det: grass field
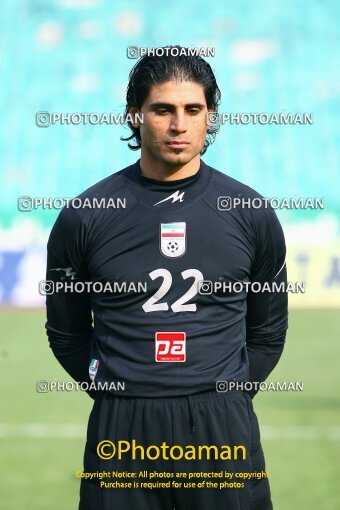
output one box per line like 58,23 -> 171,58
1,309 -> 340,509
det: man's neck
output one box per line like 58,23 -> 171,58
139,153 -> 201,181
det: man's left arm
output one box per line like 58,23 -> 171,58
246,206 -> 289,397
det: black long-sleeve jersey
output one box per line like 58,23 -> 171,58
45,159 -> 288,397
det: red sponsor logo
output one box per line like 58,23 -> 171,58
155,332 -> 186,362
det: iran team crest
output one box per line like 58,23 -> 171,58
160,222 -> 186,258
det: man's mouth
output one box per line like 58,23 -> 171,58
166,141 -> 190,149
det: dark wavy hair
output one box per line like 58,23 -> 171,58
121,45 -> 221,155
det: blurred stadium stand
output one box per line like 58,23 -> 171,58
0,0 -> 339,306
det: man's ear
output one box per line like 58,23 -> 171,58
128,107 -> 142,128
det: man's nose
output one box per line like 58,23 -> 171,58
169,113 -> 187,132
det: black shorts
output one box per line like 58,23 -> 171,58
79,390 -> 272,510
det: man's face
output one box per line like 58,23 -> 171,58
130,80 -> 211,167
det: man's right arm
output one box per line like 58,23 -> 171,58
45,207 -> 95,396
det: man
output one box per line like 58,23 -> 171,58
45,46 -> 288,510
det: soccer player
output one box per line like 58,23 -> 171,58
45,46 -> 288,510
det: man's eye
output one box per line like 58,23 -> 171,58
155,109 -> 169,115
188,109 -> 200,115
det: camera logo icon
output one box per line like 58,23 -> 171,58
39,280 -> 54,295
216,381 -> 228,392
127,46 -> 139,59
206,111 -> 220,127
217,196 -> 232,211
18,196 -> 33,211
198,280 -> 213,295
36,111 -> 51,127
